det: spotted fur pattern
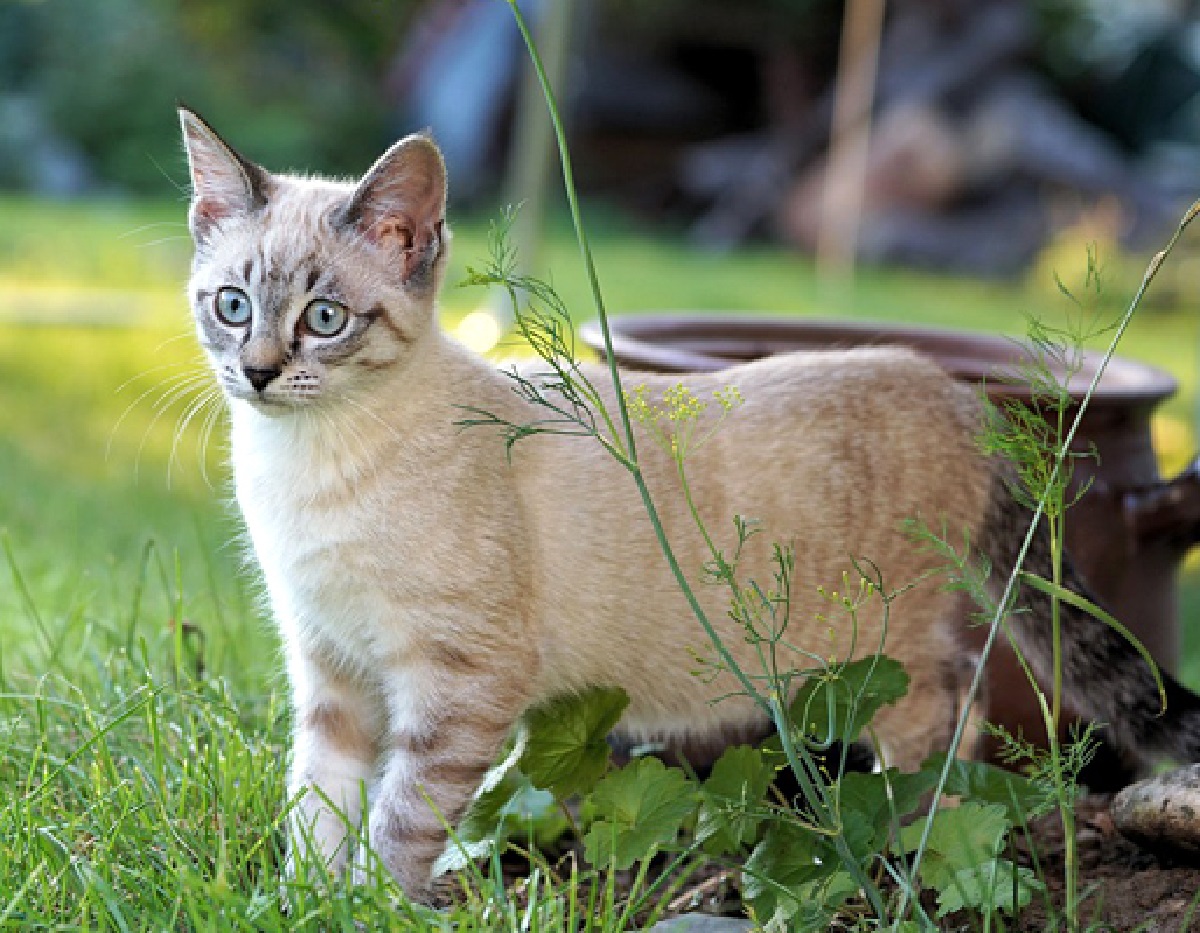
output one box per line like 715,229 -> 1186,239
179,107 -> 1199,900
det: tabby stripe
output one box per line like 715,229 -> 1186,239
363,304 -> 411,345
421,754 -> 485,781
392,726 -> 442,757
302,702 -> 375,759
429,640 -> 486,675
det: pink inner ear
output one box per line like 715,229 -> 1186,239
193,197 -> 231,228
371,219 -> 415,251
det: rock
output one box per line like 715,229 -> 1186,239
646,916 -> 754,933
1111,763 -> 1200,857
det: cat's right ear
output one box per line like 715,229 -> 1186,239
178,106 -> 270,245
339,134 -> 447,286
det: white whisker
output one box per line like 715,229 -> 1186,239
118,221 -> 190,241
151,333 -> 197,355
168,384 -> 220,489
197,393 -> 228,489
107,367 -> 210,460
132,373 -> 214,483
114,359 -> 198,395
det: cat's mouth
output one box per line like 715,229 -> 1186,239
223,382 -> 317,411
219,370 -> 323,409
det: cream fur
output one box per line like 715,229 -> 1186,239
180,109 -> 997,898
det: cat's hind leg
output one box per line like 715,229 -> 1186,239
870,654 -> 980,772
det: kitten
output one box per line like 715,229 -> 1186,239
178,107 -> 1200,898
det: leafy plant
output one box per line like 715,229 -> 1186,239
899,218 -> 1200,931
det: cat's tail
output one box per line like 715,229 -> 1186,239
977,469 -> 1200,767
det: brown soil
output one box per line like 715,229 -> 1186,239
1001,795 -> 1200,932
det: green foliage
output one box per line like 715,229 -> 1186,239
0,0 -> 405,194
695,745 -> 776,855
788,655 -> 909,748
834,768 -> 936,857
923,753 -> 1049,824
900,803 -> 1041,918
582,758 -> 697,871
519,687 -> 629,800
742,820 -> 848,929
442,757 -> 567,874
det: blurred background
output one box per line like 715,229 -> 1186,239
3,0 -> 1200,690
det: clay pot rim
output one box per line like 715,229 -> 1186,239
580,314 -> 1178,408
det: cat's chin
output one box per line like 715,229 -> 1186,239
230,393 -> 314,416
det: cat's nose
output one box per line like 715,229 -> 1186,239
243,365 -> 281,392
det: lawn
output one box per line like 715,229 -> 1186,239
1,195 -> 1199,925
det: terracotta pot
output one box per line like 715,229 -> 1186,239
581,314 -> 1200,759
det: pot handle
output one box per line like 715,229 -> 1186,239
1125,454 -> 1200,549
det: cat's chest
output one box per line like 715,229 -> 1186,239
230,423 -> 440,660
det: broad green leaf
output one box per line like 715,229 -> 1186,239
900,802 -> 1010,893
838,808 -> 877,864
788,655 -> 909,746
440,768 -> 566,874
696,745 -> 776,855
834,768 -> 937,857
581,757 -> 697,870
935,859 -> 1041,917
438,729 -> 531,872
921,753 -> 1049,822
519,686 -> 628,799
741,820 -> 828,924
900,802 -> 1008,859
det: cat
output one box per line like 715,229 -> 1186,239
178,106 -> 1200,899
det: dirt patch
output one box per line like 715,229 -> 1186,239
1003,795 -> 1200,932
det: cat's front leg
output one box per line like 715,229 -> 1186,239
358,655 -> 530,898
284,648 -> 382,885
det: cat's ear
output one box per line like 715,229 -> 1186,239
340,134 -> 446,284
178,106 -> 270,244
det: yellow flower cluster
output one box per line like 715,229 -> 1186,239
623,381 -> 745,460
624,382 -> 743,424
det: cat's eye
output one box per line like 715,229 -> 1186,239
303,299 -> 349,337
214,287 -> 252,326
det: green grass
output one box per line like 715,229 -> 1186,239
1,195 -> 1199,925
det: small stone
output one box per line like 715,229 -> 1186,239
1111,763 -> 1200,857
646,916 -> 754,933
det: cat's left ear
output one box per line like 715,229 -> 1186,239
340,134 -> 447,285
178,106 -> 270,245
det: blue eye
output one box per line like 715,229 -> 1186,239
304,299 -> 348,337
215,287 -> 251,326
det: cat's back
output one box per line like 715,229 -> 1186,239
512,345 -> 994,719
581,343 -> 981,445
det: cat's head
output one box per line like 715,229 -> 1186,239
179,107 -> 448,410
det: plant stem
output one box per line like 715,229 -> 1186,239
1048,511 -> 1078,931
895,198 -> 1200,928
508,2 -> 889,917
505,2 -> 637,465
